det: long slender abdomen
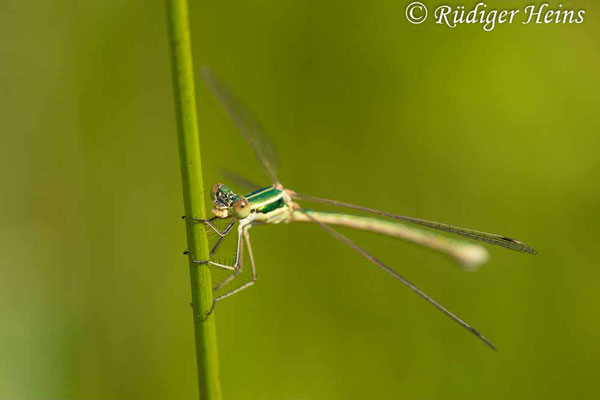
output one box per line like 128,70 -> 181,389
290,209 -> 488,268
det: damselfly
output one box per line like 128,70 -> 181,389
185,67 -> 537,350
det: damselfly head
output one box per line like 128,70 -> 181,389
210,183 -> 251,220
211,183 -> 234,218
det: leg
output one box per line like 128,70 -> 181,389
209,220 -> 236,256
213,237 -> 244,292
181,215 -> 235,253
183,217 -> 235,257
183,215 -> 232,237
192,226 -> 243,270
193,259 -> 236,271
204,250 -> 245,316
211,227 -> 258,306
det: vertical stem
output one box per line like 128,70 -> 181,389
166,1 -> 222,399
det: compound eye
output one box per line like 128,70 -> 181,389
232,197 -> 250,219
211,183 -> 223,201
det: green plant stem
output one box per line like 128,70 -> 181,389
166,1 -> 222,399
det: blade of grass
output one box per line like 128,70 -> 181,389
166,1 -> 222,399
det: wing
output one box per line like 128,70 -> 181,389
219,168 -> 263,192
294,193 -> 537,255
201,67 -> 280,184
298,208 -> 496,350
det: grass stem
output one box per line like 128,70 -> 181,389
166,0 -> 222,398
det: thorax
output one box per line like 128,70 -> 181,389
245,186 -> 294,224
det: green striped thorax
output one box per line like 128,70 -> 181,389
210,183 -> 295,222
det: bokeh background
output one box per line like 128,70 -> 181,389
2,0 -> 599,398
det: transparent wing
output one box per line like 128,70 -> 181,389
218,168 -> 263,192
298,208 -> 496,351
202,67 -> 280,184
294,193 -> 537,255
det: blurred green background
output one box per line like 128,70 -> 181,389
2,0 -> 599,398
